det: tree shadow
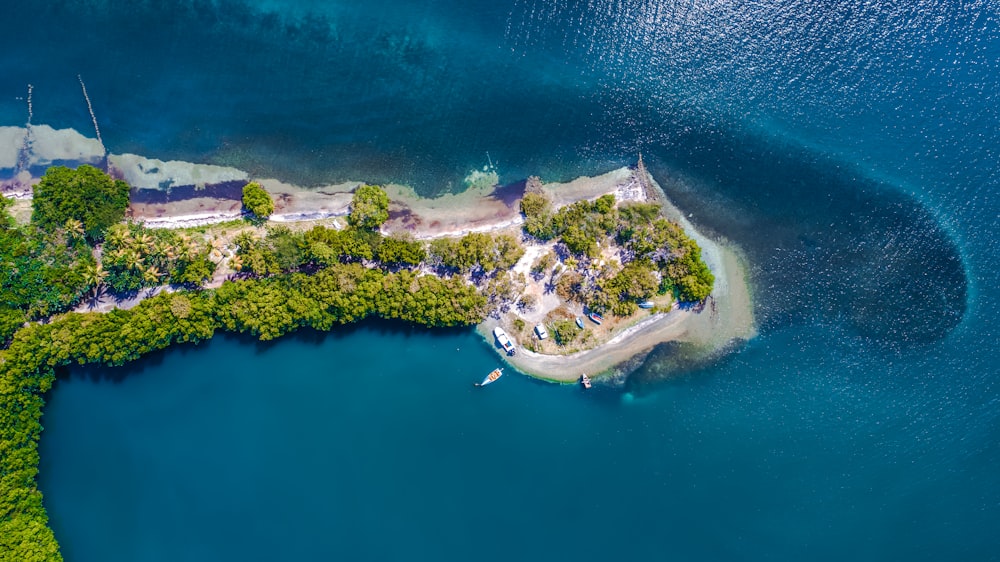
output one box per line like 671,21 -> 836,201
489,179 -> 527,208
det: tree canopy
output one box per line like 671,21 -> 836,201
521,193 -> 617,257
375,233 -> 426,268
102,222 -> 216,292
1,203 -> 95,327
616,209 -> 715,302
520,192 -> 555,239
348,184 -> 390,231
241,181 -> 274,220
31,165 -> 130,242
522,193 -> 715,307
428,232 -> 524,275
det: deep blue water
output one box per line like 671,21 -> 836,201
9,0 -> 999,560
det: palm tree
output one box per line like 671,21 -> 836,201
105,223 -> 130,249
182,241 -> 200,262
109,246 -> 127,260
150,239 -> 174,268
123,250 -> 143,273
64,218 -> 84,240
83,261 -> 107,299
143,266 -> 163,286
136,231 -> 154,252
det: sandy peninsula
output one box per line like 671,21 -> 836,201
477,173 -> 755,383
2,125 -> 756,384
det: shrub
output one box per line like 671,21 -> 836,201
349,184 -> 390,231
520,193 -> 555,239
551,319 -> 582,345
241,181 -> 274,220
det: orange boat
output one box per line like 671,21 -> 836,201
475,368 -> 504,387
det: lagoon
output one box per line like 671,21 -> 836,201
39,320 -> 999,561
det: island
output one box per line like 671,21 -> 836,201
0,125 -> 754,559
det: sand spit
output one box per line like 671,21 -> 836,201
485,241 -> 754,383
5,125 -> 755,383
482,174 -> 755,383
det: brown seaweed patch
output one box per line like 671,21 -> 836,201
129,180 -> 246,205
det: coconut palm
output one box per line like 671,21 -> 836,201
123,250 -> 143,272
108,246 -> 130,264
136,231 -> 154,251
83,261 -> 107,299
64,218 -> 84,240
104,223 -> 131,249
143,266 -> 163,286
181,241 -> 200,262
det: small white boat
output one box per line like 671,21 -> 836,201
575,317 -> 585,329
580,373 -> 592,389
493,327 -> 516,355
475,368 -> 504,387
638,300 -> 654,309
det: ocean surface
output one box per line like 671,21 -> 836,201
6,0 -> 997,560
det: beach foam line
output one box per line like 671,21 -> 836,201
138,211 -> 244,229
270,211 -> 345,222
411,216 -> 525,240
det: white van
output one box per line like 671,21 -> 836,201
534,324 -> 549,340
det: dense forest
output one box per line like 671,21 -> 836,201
1,165 -> 131,342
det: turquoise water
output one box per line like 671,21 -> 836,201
9,0 -> 1000,559
41,325 -> 1000,561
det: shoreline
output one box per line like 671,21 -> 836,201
3,124 -> 756,383
482,226 -> 755,383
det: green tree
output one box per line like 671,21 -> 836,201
428,233 -> 524,275
266,226 -> 307,271
2,217 -> 96,317
520,192 -> 555,239
241,181 -> 274,220
233,231 -> 281,277
31,165 -> 130,242
0,305 -> 26,342
0,194 -> 13,229
348,184 -> 390,231
551,319 -> 582,345
376,233 -> 426,267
